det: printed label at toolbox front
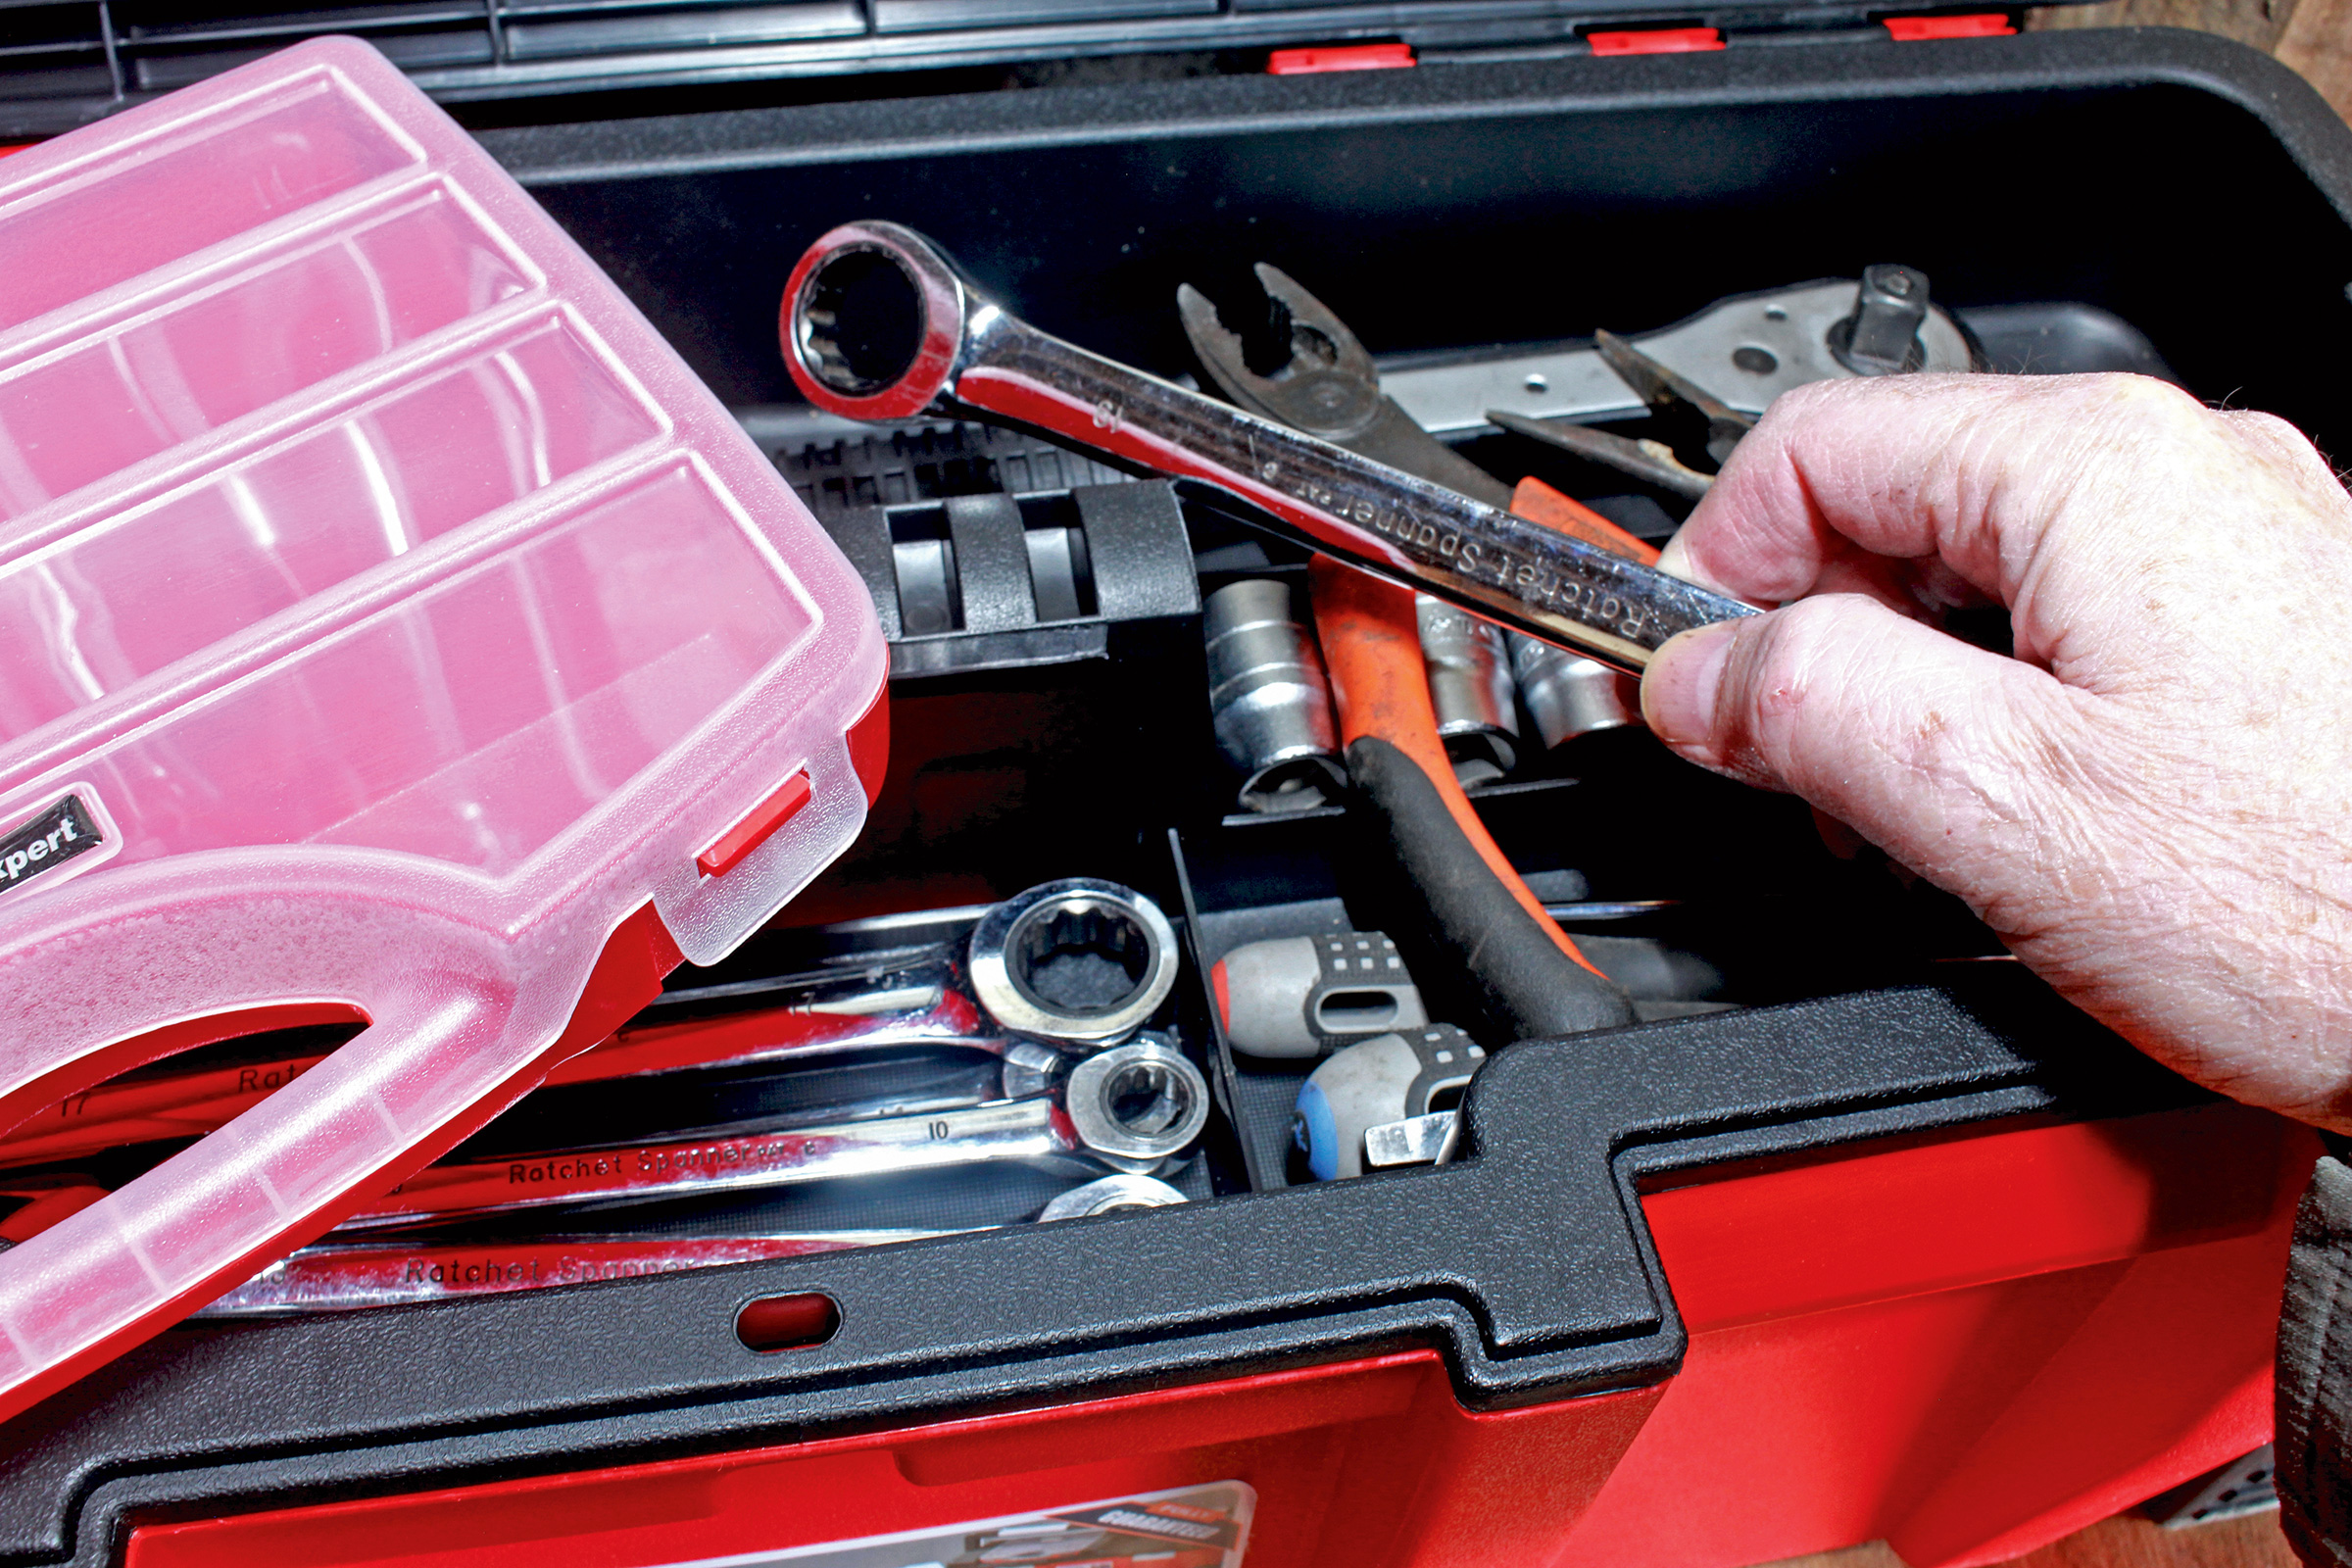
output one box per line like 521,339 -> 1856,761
644,1481 -> 1254,1568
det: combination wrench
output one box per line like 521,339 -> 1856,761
0,1045 -> 1207,1239
2,871 -> 1182,1171
339,1037 -> 1209,1229
193,1174 -> 1189,1316
780,221 -> 1758,673
0,956 -> 990,1170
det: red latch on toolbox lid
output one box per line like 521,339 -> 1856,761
1884,12 -> 2015,36
1587,26 -> 1725,54
698,771 -> 812,878
1267,42 -> 1414,74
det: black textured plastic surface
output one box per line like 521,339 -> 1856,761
3,27 -> 2350,1567
942,494 -> 1036,634
813,479 -> 1197,678
812,503 -> 902,637
762,416 -> 1131,517
1077,482 -> 1194,618
0,1 -> 2107,138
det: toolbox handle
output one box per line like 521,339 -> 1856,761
0,851 -> 678,1429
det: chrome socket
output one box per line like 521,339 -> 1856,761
1417,596 -> 1520,785
1507,630 -> 1636,749
1204,578 -> 1346,814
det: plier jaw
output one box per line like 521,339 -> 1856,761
1178,265 -> 1516,510
1177,263 -> 1385,443
1490,264 -> 1946,499
1594,329 -> 1760,468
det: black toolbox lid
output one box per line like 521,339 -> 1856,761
0,0 -> 2073,138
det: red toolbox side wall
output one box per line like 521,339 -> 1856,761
1568,1102 -> 2311,1568
121,1356 -> 1662,1568
123,1102 -> 2312,1568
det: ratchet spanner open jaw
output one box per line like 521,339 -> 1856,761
782,221 -> 1757,674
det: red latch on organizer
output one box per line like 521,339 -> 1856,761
698,771 -> 812,878
1587,26 -> 1726,54
847,684 -> 890,808
1267,42 -> 1415,74
1884,12 -> 2015,36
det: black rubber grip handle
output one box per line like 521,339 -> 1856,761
1346,735 -> 1636,1044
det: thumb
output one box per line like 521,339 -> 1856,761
1640,594 -> 2090,894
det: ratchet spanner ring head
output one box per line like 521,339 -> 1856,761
968,878 -> 1180,1047
1064,1036 -> 1210,1170
782,220 -> 971,422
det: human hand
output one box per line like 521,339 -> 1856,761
1640,373 -> 2352,1130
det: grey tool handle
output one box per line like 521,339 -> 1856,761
782,221 -> 1759,674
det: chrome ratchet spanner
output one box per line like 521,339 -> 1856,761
197,1174 -> 1190,1316
781,222 -> 1757,674
338,1035 -> 1210,1230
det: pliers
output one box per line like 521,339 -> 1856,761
1482,262 -> 1951,499
1180,267 -> 1635,1045
1485,330 -> 1758,501
1179,267 -> 1516,510
1179,265 -> 1657,560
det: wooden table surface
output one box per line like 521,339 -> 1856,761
2029,0 -> 2352,121
1762,1509 -> 2298,1567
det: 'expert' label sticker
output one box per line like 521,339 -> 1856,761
0,794 -> 104,898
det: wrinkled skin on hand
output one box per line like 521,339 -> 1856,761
1641,373 -> 2352,1131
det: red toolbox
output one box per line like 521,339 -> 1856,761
0,8 -> 2343,1567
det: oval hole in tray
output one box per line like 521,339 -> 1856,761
737,1293 -> 841,1352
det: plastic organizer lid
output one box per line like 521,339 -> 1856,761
0,36 -> 885,1427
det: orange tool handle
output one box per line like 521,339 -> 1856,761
1310,557 -> 1611,977
1310,557 -> 1634,1043
1509,475 -> 1661,564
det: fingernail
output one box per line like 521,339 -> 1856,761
1641,621 -> 1737,750
1652,530 -> 1732,595
1653,531 -> 1691,580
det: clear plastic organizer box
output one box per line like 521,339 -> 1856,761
0,37 -> 886,1424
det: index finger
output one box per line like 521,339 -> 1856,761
1658,372 -> 2214,612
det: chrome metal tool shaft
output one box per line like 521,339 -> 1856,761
342,1036 -> 1208,1228
781,221 -> 1757,672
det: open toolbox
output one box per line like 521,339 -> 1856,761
0,16 -> 2348,1568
